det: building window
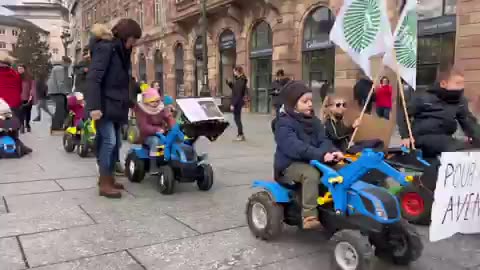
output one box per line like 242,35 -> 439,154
138,3 -> 144,27
418,0 -> 456,20
12,30 -> 18,36
0,29 -> 5,35
52,48 -> 59,54
138,53 -> 147,81
124,8 -> 129,17
175,44 -> 184,97
0,42 -> 6,49
154,0 -> 164,26
250,21 -> 272,51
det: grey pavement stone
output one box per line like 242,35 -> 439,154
129,227 -> 330,270
0,181 -> 62,196
55,177 -> 98,190
20,215 -> 198,268
0,205 -> 93,238
5,189 -> 135,213
0,237 -> 25,270
30,251 -> 143,270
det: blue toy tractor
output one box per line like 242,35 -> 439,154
125,124 -> 215,195
246,149 -> 423,270
0,134 -> 21,158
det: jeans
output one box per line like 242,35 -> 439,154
233,105 -> 243,136
145,136 -> 161,155
95,119 -> 122,177
50,94 -> 67,130
376,107 -> 391,120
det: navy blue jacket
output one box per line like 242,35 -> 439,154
86,25 -> 131,124
274,112 -> 337,179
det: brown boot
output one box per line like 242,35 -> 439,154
98,176 -> 122,199
112,177 -> 125,190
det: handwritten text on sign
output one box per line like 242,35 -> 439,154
430,152 -> 480,242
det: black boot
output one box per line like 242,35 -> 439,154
33,117 -> 40,122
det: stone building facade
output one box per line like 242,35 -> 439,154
80,0 -> 480,112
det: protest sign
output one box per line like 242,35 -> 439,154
430,152 -> 480,242
176,98 -> 225,123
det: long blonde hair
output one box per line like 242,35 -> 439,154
320,95 -> 347,123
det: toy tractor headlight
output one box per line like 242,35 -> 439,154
374,202 -> 387,220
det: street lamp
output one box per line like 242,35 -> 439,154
60,29 -> 73,58
199,0 -> 210,97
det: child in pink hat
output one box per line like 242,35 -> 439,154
135,88 -> 175,163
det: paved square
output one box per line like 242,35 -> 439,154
0,114 -> 477,269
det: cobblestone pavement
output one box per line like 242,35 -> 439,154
0,113 -> 478,270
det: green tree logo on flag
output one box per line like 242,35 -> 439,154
395,10 -> 417,69
343,0 -> 382,53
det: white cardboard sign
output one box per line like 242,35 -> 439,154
430,152 -> 480,242
176,98 -> 224,123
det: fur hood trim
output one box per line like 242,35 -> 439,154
90,24 -> 113,41
0,54 -> 15,65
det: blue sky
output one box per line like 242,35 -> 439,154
0,0 -> 15,15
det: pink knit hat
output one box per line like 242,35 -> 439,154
143,88 -> 160,103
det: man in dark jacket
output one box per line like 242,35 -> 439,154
73,48 -> 90,95
270,69 -> 290,115
398,65 -> 480,158
227,66 -> 248,141
353,74 -> 374,114
86,19 -> 141,199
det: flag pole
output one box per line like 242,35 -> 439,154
393,57 -> 416,149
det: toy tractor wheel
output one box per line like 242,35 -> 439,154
157,165 -> 175,195
77,142 -> 89,158
15,143 -> 23,158
373,221 -> 423,265
63,134 -> 75,153
197,164 -> 214,191
125,152 -> 146,183
397,184 -> 432,225
127,126 -> 139,144
246,191 -> 284,240
332,230 -> 373,270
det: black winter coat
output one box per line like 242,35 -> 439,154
324,117 -> 354,152
398,87 -> 480,140
270,77 -> 290,108
227,74 -> 248,107
73,60 -> 90,94
86,32 -> 131,124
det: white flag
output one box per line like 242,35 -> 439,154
383,0 -> 417,89
330,0 -> 393,79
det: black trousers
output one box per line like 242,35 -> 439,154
416,134 -> 470,158
233,105 -> 243,136
50,94 -> 68,131
21,101 -> 32,128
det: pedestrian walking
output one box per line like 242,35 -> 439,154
0,55 -> 32,154
353,73 -> 374,114
73,48 -> 90,95
17,64 -> 35,133
270,69 -> 290,116
33,74 -> 53,122
86,19 -> 142,199
48,56 -> 72,133
227,66 -> 248,141
375,76 -> 393,120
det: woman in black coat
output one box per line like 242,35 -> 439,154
227,66 -> 248,141
86,19 -> 142,199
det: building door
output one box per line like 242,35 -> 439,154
302,6 -> 335,109
194,37 -> 203,96
138,53 -> 147,82
175,44 -> 185,97
250,21 -> 273,113
154,50 -> 164,95
219,30 -> 236,106
252,58 -> 272,113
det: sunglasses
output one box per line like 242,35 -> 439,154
330,102 -> 347,108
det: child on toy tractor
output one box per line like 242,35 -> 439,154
274,81 -> 343,229
67,92 -> 85,128
322,95 -> 384,153
135,88 -> 176,170
0,98 -> 30,157
398,65 -> 480,158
